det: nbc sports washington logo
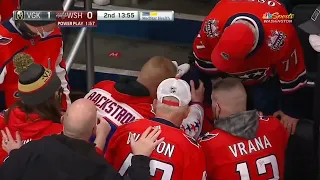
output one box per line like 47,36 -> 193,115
262,12 -> 294,23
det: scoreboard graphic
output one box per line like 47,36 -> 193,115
13,10 -> 175,27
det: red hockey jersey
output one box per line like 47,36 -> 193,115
0,108 -> 63,164
199,116 -> 289,180
0,19 -> 70,110
202,104 -> 214,134
85,80 -> 155,148
0,0 -> 19,22
192,0 -> 306,92
85,80 -> 155,126
106,118 -> 207,180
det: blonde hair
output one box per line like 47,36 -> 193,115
212,78 -> 247,113
138,56 -> 177,86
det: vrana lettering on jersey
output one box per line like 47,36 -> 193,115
229,135 -> 272,158
86,91 -> 137,124
127,127 -> 175,158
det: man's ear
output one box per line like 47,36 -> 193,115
151,99 -> 158,114
60,115 -> 64,124
184,107 -> 190,119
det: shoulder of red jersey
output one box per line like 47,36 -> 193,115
182,133 -> 201,148
85,81 -> 115,100
92,80 -> 116,90
120,120 -> 202,148
51,27 -> 62,36
257,116 -> 289,137
113,119 -> 157,137
0,34 -> 13,45
258,116 -> 282,126
0,23 -> 15,45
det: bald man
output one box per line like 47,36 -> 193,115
63,99 -> 97,137
61,98 -> 109,152
0,98 -> 161,180
85,56 -> 177,148
199,78 -> 289,180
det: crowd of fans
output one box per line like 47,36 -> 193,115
0,0 -> 319,179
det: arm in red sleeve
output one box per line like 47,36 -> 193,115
56,60 -> 71,111
46,30 -> 71,111
275,30 -> 307,119
191,19 -> 220,72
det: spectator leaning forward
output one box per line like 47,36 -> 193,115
0,57 -> 63,164
0,99 -> 163,180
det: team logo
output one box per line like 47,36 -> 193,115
13,53 -> 34,74
204,19 -> 220,38
228,68 -> 269,81
221,52 -> 229,60
0,36 -> 12,45
170,86 -> 177,93
15,11 -> 24,20
199,132 -> 219,142
267,30 -> 286,51
183,133 -> 200,148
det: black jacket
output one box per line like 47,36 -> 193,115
0,134 -> 151,180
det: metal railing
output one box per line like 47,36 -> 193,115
64,0 -> 95,91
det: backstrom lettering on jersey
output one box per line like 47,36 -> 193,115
128,129 -> 175,158
229,135 -> 272,158
86,91 -> 137,125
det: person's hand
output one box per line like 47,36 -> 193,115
1,127 -> 23,154
172,61 -> 178,69
273,110 -> 298,135
190,80 -> 205,103
95,117 -> 112,138
176,63 -> 190,78
130,126 -> 164,157
172,61 -> 191,78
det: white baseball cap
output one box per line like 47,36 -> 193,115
157,78 -> 191,107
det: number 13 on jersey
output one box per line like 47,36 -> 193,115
236,155 -> 279,180
119,153 -> 174,179
118,153 -> 207,180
